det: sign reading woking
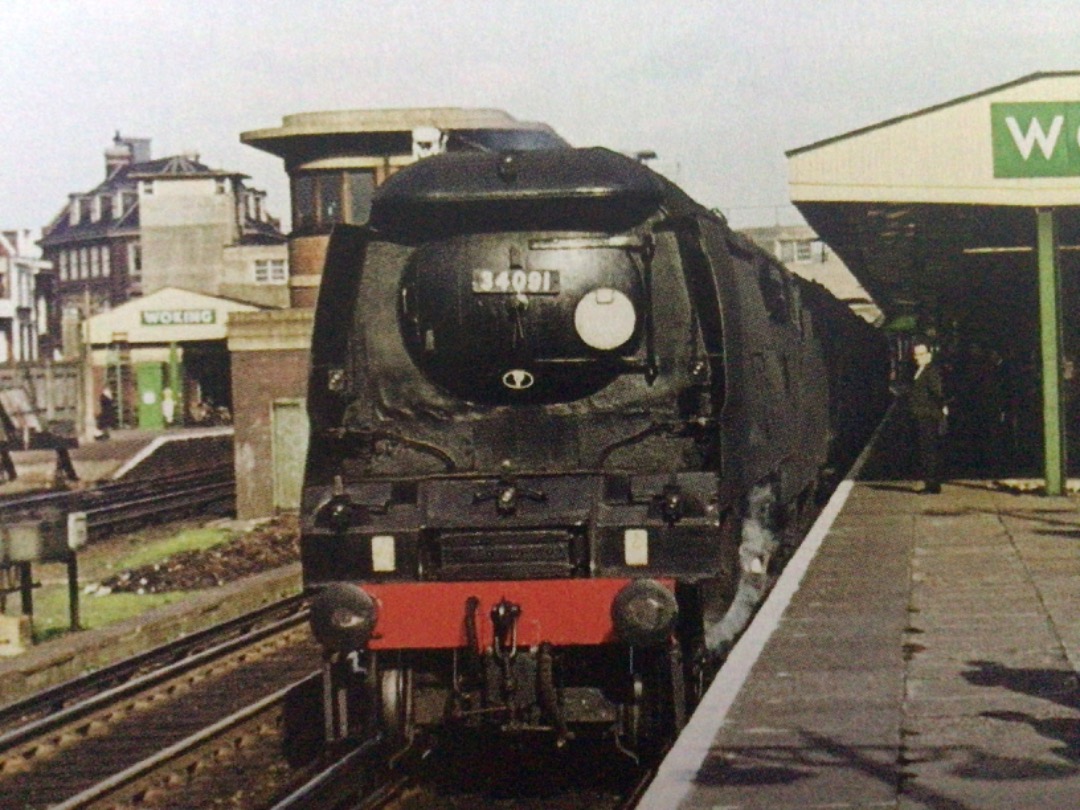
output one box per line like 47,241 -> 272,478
140,309 -> 217,326
992,101 -> 1080,178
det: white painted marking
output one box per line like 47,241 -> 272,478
110,427 -> 233,480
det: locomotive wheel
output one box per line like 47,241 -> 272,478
380,666 -> 414,745
621,643 -> 685,759
623,672 -> 646,753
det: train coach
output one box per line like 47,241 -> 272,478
297,146 -> 888,758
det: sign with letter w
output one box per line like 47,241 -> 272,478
992,102 -> 1080,177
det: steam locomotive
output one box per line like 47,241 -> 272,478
298,147 -> 887,757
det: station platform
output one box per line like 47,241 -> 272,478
639,418 -> 1080,809
0,427 -> 233,494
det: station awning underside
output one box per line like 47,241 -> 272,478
787,72 -> 1080,328
794,202 -> 1080,330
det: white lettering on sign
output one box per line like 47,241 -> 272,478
1005,115 -> 1064,160
140,309 -> 216,326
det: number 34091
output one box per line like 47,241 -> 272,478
472,269 -> 560,295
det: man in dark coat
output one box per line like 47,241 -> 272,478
910,341 -> 947,494
97,387 -> 118,439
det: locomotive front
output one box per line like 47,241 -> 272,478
301,148 -> 731,753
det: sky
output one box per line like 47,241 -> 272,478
4,0 -> 1080,237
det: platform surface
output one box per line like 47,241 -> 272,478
0,427 -> 231,492
640,430 -> 1080,809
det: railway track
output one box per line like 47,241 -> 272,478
271,735 -> 658,810
0,464 -> 236,543
0,597 -> 317,809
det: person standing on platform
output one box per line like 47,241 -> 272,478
161,387 -> 176,428
910,341 -> 948,494
97,386 -> 118,440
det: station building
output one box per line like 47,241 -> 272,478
83,286 -> 262,431
787,71 -> 1080,492
230,109 -> 566,517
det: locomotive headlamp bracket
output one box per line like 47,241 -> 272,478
473,464 -> 547,516
314,494 -> 372,532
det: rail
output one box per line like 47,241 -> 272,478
0,463 -> 236,542
0,594 -> 306,729
0,597 -> 316,808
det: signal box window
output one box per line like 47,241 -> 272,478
293,171 -> 377,234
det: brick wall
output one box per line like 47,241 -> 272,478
228,310 -> 314,518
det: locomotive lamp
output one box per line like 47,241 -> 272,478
624,528 -> 649,566
371,535 -> 396,572
310,582 -> 379,652
611,579 -> 678,647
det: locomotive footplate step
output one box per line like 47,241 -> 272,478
640,431 -> 1080,809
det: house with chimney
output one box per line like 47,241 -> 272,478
37,134 -> 289,432
38,134 -> 289,359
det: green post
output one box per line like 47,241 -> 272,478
1037,208 -> 1065,495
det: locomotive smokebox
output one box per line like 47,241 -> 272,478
310,582 -> 379,652
611,579 -> 678,647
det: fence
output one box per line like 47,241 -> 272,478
0,361 -> 82,448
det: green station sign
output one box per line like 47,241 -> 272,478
992,102 -> 1080,178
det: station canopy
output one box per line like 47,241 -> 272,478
787,72 -> 1080,336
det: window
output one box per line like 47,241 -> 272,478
216,178 -> 228,194
293,170 -> 376,233
294,175 -> 317,230
90,246 -> 101,277
129,242 -> 142,281
255,258 -> 287,284
347,171 -> 376,224
143,180 -> 154,195
59,252 -> 69,281
319,176 -> 342,224
778,239 -> 815,264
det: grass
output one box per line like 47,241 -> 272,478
15,523 -> 237,643
110,526 -> 233,570
32,588 -> 187,642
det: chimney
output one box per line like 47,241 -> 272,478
105,133 -> 132,177
105,133 -> 152,177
